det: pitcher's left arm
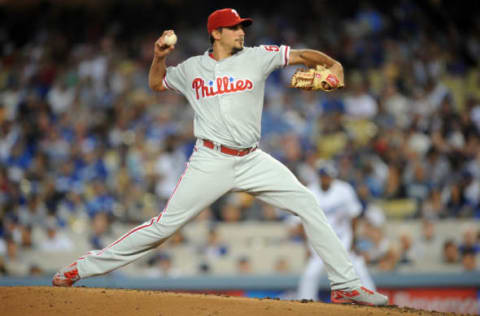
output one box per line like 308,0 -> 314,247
289,49 -> 344,87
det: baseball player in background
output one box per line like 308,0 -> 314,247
297,161 -> 376,301
52,8 -> 387,306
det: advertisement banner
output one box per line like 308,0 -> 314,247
382,288 -> 479,315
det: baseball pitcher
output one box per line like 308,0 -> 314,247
53,8 -> 387,306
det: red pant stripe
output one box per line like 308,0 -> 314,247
156,147 -> 197,223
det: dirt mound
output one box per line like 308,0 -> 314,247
0,287 -> 457,316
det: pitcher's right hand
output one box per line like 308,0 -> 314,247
154,30 -> 176,59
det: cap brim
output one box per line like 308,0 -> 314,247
318,168 -> 335,177
223,18 -> 253,29
239,18 -> 253,27
319,171 -> 333,177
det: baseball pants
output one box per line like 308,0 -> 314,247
76,139 -> 361,290
298,249 -> 375,300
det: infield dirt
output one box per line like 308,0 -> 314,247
0,286 -> 461,316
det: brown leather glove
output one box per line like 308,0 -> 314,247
291,65 -> 343,92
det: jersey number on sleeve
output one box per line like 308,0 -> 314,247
263,45 -> 280,52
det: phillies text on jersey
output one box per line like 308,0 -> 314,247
192,76 -> 254,100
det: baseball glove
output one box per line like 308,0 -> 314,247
290,65 -> 343,92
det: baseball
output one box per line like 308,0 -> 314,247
164,33 -> 177,46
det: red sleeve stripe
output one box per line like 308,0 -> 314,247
284,45 -> 290,67
163,74 -> 172,90
163,73 -> 182,94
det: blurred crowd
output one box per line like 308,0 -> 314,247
0,0 -> 479,276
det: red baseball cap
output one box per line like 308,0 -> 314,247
207,8 -> 253,34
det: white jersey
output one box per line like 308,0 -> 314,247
163,45 -> 290,148
308,179 -> 361,249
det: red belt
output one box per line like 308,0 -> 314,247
202,139 -> 257,156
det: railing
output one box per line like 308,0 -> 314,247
2,271 -> 480,289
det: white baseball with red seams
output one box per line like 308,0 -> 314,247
73,44 -> 362,291
164,33 -> 177,46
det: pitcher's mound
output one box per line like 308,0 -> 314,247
0,286 -> 454,315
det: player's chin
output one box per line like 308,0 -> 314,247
231,43 -> 244,55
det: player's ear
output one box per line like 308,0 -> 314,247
211,28 -> 222,41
